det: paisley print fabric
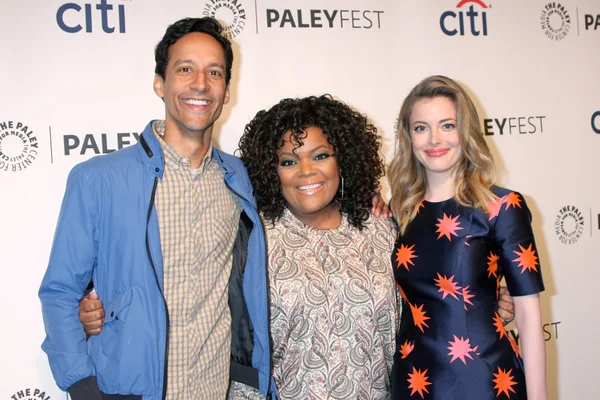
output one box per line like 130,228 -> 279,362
229,209 -> 398,400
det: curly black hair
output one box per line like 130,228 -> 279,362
238,95 -> 384,229
155,17 -> 233,85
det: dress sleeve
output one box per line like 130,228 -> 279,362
492,191 -> 545,297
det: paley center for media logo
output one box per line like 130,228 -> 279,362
57,0 -> 126,33
0,121 -> 38,172
540,2 -> 570,41
440,0 -> 490,36
555,205 -> 584,245
203,0 -> 246,39
9,387 -> 52,400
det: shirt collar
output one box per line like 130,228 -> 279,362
152,120 -> 213,174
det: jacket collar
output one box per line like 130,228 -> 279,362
212,147 -> 236,180
137,120 -> 165,179
137,120 -> 236,181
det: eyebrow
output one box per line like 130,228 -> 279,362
278,145 -> 332,158
412,118 -> 456,125
172,60 -> 225,70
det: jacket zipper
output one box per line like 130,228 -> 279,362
145,176 -> 170,400
224,179 -> 274,398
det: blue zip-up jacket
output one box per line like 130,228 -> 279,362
39,121 -> 275,399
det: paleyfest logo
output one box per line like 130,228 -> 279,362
0,121 -> 38,172
540,2 -> 571,40
203,0 -> 246,39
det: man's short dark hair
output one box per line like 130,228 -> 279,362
154,17 -> 233,85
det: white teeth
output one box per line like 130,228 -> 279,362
298,183 -> 323,191
184,99 -> 210,106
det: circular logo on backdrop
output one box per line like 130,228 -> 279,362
203,0 -> 247,39
9,387 -> 52,400
555,205 -> 584,244
0,121 -> 38,172
540,2 -> 571,41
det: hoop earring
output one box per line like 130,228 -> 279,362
340,172 -> 345,200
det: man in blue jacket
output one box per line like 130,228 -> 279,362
39,17 -> 274,400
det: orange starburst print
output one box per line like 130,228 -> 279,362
487,252 -> 499,278
434,273 -> 462,300
493,312 -> 508,340
417,201 -> 425,214
508,336 -> 520,357
436,213 -> 463,241
504,192 -> 522,210
447,335 -> 475,364
512,243 -> 539,274
462,285 -> 475,310
397,282 -> 408,302
487,195 -> 506,221
396,244 -> 418,271
410,302 -> 431,333
407,367 -> 432,399
493,367 -> 517,398
399,340 -> 414,359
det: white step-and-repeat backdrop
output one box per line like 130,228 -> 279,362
1,0 -> 598,399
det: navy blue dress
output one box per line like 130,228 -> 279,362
391,187 -> 544,399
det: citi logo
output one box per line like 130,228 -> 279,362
57,0 -> 126,33
440,0 -> 489,36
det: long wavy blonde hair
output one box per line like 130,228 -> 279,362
389,75 -> 496,235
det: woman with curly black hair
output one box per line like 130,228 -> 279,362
228,95 -> 399,399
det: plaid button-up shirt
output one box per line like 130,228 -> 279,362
153,121 -> 242,399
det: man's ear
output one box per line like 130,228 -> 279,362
153,74 -> 165,100
223,84 -> 231,105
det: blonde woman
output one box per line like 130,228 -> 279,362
388,76 -> 546,400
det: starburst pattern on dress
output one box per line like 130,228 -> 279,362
487,251 -> 499,278
508,335 -> 520,357
512,243 -> 539,274
397,282 -> 408,302
504,192 -> 522,210
493,367 -> 517,398
436,213 -> 463,241
434,273 -> 462,300
417,201 -> 425,214
396,244 -> 418,271
399,340 -> 414,359
487,195 -> 506,221
492,312 -> 508,340
410,302 -> 431,333
407,367 -> 432,399
462,285 -> 475,310
447,335 -> 476,364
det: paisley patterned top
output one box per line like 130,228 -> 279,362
229,209 -> 398,400
391,187 -> 545,399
